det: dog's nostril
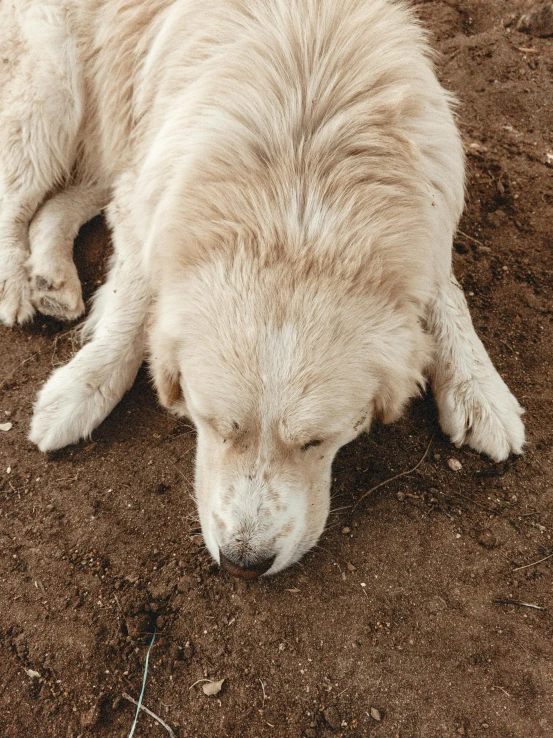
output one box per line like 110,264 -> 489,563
219,551 -> 276,579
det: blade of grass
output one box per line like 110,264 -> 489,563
128,630 -> 156,738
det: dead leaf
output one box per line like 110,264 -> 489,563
0,422 -> 12,432
202,679 -> 225,696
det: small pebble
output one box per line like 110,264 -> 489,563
0,422 -> 12,432
396,491 -> 405,501
346,562 -> 357,572
341,526 -> 351,535
448,458 -> 463,472
370,707 -> 382,722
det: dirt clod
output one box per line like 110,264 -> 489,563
323,706 -> 342,730
124,613 -> 153,640
517,1 -> 553,36
81,703 -> 100,729
477,529 -> 498,549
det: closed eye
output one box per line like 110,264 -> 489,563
199,415 -> 245,441
300,439 -> 323,451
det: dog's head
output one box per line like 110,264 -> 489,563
149,252 -> 431,576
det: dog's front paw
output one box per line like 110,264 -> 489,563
29,257 -> 84,322
29,351 -> 116,452
0,262 -> 35,326
435,370 -> 525,462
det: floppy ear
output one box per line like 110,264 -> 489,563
374,369 -> 421,424
154,358 -> 184,409
149,327 -> 189,416
373,321 -> 434,424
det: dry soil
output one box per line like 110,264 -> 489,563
1,1 -> 552,737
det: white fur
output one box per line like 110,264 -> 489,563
0,0 -> 83,324
428,276 -> 525,462
0,0 -> 525,573
27,184 -> 108,320
29,180 -> 149,451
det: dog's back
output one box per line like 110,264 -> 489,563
79,0 -> 463,302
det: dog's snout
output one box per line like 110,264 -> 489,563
219,550 -> 276,579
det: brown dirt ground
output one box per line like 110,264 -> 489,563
1,2 -> 552,737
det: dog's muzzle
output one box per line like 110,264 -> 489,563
219,550 -> 276,579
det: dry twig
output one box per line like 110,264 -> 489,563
259,678 -> 267,705
513,551 -> 553,572
122,693 -> 176,738
494,599 -> 545,611
353,434 -> 435,511
457,229 -> 483,246
491,685 -> 512,698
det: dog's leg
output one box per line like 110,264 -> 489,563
0,2 -> 83,325
27,185 -> 109,321
428,274 -> 525,462
0,200 -> 40,326
29,191 -> 149,452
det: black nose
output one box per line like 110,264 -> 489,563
219,551 -> 276,579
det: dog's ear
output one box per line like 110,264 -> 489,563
149,330 -> 189,416
373,321 -> 433,425
154,359 -> 184,409
374,369 -> 419,424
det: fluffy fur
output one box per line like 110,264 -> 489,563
0,0 -> 525,574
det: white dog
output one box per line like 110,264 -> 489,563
1,0 -> 524,576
